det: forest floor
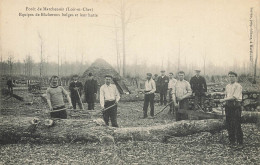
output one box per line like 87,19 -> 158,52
0,90 -> 260,165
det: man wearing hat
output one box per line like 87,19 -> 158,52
143,73 -> 156,118
100,75 -> 120,127
157,70 -> 169,105
69,74 -> 83,110
190,69 -> 207,111
84,73 -> 98,110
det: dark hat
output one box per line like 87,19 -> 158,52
104,75 -> 113,78
169,72 -> 174,75
147,73 -> 152,76
73,74 -> 79,77
161,70 -> 165,73
88,73 -> 93,76
195,69 -> 201,72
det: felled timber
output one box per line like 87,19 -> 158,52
0,111 -> 259,144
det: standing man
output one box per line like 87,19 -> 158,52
6,77 -> 14,94
69,74 -> 83,110
100,75 -> 120,127
153,74 -> 159,93
190,69 -> 207,111
168,72 -> 177,114
46,75 -> 72,119
158,70 -> 169,106
84,73 -> 98,110
220,71 -> 243,145
143,73 -> 156,118
172,71 -> 192,121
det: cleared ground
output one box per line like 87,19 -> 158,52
0,90 -> 260,165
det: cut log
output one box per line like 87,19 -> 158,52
0,111 -> 259,144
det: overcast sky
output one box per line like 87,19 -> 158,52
1,0 -> 259,68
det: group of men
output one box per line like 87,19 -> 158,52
145,69 -> 207,119
144,70 -> 243,145
46,73 -> 120,127
46,70 -> 243,145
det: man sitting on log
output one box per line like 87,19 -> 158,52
46,75 -> 72,119
100,75 -> 120,127
220,71 -> 243,145
143,73 -> 156,118
69,74 -> 83,110
172,71 -> 192,121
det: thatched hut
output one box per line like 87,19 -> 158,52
82,58 -> 130,94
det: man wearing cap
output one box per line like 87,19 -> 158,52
100,75 -> 120,127
168,72 -> 177,114
69,74 -> 83,110
84,73 -> 98,110
190,69 -> 207,111
220,71 -> 243,145
158,70 -> 169,106
143,73 -> 156,118
172,71 -> 192,121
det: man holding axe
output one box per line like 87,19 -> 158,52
143,73 -> 156,118
100,75 -> 120,127
172,71 -> 192,121
69,74 -> 84,110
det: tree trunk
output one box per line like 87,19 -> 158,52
0,111 -> 259,144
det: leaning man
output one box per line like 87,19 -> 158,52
220,71 -> 243,145
100,75 -> 120,127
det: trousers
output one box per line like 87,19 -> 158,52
143,93 -> 155,117
103,100 -> 118,127
225,103 -> 243,144
160,90 -> 167,105
71,96 -> 83,110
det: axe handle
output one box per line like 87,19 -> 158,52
94,104 -> 117,116
153,101 -> 174,118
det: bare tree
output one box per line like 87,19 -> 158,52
253,13 -> 259,83
24,55 -> 33,76
38,32 -> 44,78
203,49 -> 207,76
7,53 -> 14,75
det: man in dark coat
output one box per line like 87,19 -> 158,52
69,74 -> 83,110
190,69 -> 207,110
157,70 -> 169,105
84,73 -> 98,110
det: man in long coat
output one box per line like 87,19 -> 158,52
190,69 -> 207,111
84,73 -> 98,110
